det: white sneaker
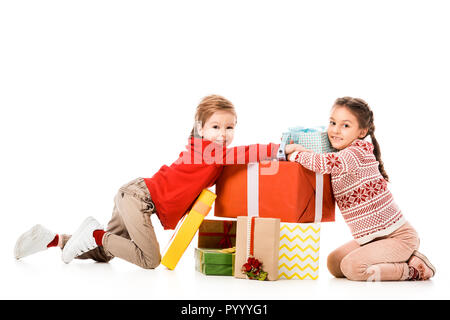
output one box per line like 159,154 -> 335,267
14,224 -> 57,259
61,216 -> 103,264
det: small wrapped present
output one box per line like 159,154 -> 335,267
198,219 -> 236,249
161,189 -> 216,270
234,216 -> 280,281
195,247 -> 235,276
215,161 -> 335,223
278,126 -> 336,159
278,222 -> 321,280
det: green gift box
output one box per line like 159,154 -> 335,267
195,248 -> 235,276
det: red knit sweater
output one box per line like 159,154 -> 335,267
290,139 -> 405,244
145,137 -> 280,230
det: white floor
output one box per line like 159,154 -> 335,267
3,222 -> 446,300
2,0 -> 450,303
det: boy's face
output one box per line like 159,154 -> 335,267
327,105 -> 368,150
198,111 -> 236,146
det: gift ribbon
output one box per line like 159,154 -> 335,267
245,216 -> 257,270
247,163 -> 259,218
219,247 -> 236,253
247,162 -> 323,223
198,221 -> 235,248
314,174 -> 323,222
249,216 -> 256,256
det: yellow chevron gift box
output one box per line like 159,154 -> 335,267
161,189 -> 217,270
278,222 -> 321,280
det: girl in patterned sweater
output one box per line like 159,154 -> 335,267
285,97 -> 435,281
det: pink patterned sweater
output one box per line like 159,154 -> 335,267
290,139 -> 405,244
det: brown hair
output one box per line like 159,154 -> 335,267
333,97 -> 389,182
190,94 -> 237,138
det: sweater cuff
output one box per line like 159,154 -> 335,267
288,151 -> 300,162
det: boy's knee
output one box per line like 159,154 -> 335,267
141,252 -> 161,269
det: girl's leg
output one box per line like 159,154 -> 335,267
339,222 -> 420,281
327,240 -> 360,278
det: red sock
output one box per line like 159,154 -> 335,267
93,229 -> 106,246
47,235 -> 59,248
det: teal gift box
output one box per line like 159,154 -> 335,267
284,126 -> 335,153
277,126 -> 336,160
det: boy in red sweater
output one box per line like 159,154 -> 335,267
14,95 -> 279,269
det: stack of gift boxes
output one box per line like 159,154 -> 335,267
195,219 -> 237,276
161,127 -> 336,281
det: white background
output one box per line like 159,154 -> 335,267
1,0 -> 449,300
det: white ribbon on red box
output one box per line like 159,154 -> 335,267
246,162 -> 323,222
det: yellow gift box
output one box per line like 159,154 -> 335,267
278,222 -> 321,280
161,189 -> 217,270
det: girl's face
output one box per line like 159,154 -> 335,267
198,111 -> 236,146
327,105 -> 368,150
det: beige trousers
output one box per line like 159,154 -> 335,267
62,178 -> 161,269
327,221 -> 420,281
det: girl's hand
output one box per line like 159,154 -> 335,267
285,143 -> 312,156
284,143 -> 297,156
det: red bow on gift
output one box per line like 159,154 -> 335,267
199,221 -> 235,248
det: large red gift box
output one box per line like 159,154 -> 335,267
214,161 -> 335,223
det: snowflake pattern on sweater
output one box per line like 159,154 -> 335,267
291,139 -> 405,244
